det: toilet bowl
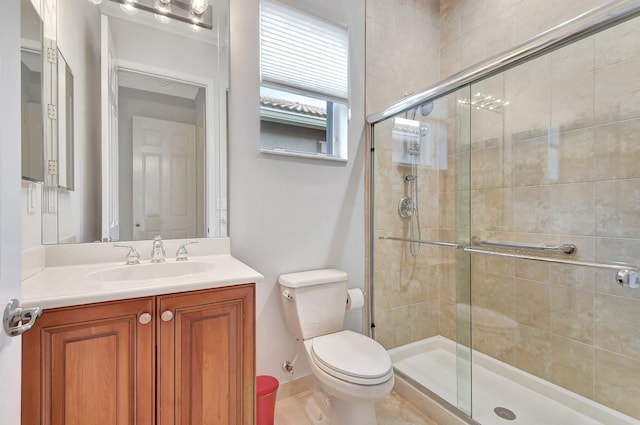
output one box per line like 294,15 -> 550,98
303,331 -> 394,425
278,269 -> 394,425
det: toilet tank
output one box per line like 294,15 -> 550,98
279,269 -> 348,340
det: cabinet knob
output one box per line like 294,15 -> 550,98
161,310 -> 174,322
138,313 -> 152,325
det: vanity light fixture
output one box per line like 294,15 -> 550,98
97,0 -> 213,30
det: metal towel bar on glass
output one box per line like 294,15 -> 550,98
471,236 -> 576,254
464,247 -> 637,272
467,237 -> 640,283
378,236 -> 460,248
378,235 -> 638,288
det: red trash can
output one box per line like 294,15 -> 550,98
256,375 -> 279,425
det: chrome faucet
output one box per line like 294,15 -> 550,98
176,241 -> 198,261
114,244 -> 140,265
151,235 -> 166,263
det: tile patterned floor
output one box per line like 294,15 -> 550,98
274,390 -> 439,425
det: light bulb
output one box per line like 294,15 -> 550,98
120,4 -> 138,14
120,0 -> 138,15
155,1 -> 170,12
191,0 -> 208,15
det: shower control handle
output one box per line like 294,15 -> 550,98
616,270 -> 639,289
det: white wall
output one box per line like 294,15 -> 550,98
110,18 -> 217,81
229,0 -> 366,382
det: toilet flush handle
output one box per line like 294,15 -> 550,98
281,290 -> 294,301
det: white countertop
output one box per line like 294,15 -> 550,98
21,238 -> 264,310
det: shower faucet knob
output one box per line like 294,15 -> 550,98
616,270 -> 639,289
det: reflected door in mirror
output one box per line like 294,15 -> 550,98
132,116 -> 198,240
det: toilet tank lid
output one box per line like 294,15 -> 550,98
278,269 -> 348,288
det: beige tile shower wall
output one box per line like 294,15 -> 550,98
457,11 -> 640,420
366,0 -> 444,350
366,0 -> 441,114
439,0 -> 606,79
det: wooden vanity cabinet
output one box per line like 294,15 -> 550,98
21,297 -> 155,425
158,285 -> 256,425
22,284 -> 255,425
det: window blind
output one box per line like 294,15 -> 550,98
260,0 -> 349,101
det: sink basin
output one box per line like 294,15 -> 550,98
88,261 -> 216,282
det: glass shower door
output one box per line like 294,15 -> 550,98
370,86 -> 473,417
465,17 -> 640,423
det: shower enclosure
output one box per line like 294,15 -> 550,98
368,2 -> 640,424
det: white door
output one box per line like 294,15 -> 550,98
132,116 -> 197,240
101,15 -> 119,242
1,0 -> 24,421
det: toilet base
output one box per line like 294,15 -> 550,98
304,388 -> 378,425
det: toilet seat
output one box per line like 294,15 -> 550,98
310,330 -> 393,385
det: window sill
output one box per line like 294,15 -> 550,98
260,147 -> 347,162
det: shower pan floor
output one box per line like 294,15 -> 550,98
389,336 -> 639,425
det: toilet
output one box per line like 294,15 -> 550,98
279,269 -> 394,425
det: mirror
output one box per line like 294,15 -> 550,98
57,50 -> 74,191
20,0 -> 44,183
22,0 -> 229,245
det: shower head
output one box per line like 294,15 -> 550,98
419,101 -> 434,116
410,101 -> 434,119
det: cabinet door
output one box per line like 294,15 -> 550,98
22,298 -> 155,425
158,284 -> 255,425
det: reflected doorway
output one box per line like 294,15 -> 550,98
117,70 -> 207,241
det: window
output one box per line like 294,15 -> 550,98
259,0 -> 349,161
